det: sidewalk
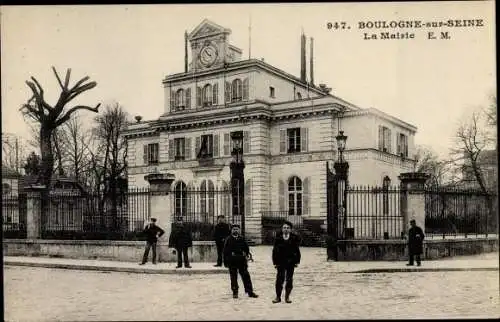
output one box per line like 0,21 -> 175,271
4,246 -> 498,275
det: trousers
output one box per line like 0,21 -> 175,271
176,247 -> 190,267
275,265 -> 295,298
215,240 -> 225,266
229,265 -> 253,294
409,253 -> 421,265
141,241 -> 157,264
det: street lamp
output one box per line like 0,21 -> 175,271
327,130 -> 350,261
230,131 -> 245,236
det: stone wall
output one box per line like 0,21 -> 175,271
3,239 -> 218,263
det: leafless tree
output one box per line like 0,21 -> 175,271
2,133 -> 28,173
19,67 -> 100,190
92,102 -> 129,228
414,145 -> 456,187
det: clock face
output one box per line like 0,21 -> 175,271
199,44 -> 218,67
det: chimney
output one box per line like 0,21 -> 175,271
309,37 -> 314,85
300,32 -> 306,82
184,31 -> 188,73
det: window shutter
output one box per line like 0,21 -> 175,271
387,129 -> 392,153
213,83 -> 218,105
301,128 -> 308,152
303,177 -> 310,215
213,134 -> 219,157
185,138 -> 192,160
279,129 -> 286,154
168,140 -> 175,161
143,145 -> 148,165
196,87 -> 202,108
224,133 -> 230,156
195,136 -> 201,157
225,81 -> 231,103
242,78 -> 249,100
170,91 -> 175,110
243,131 -> 250,154
404,136 -> 408,157
245,179 -> 252,217
279,180 -> 285,211
378,126 -> 384,150
185,88 -> 191,109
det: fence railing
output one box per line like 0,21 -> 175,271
260,211 -> 325,246
2,192 -> 27,239
425,187 -> 498,238
343,185 -> 404,240
40,188 -> 150,240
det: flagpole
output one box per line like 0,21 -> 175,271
248,15 -> 252,60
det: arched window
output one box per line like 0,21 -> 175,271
232,79 -> 242,101
220,181 -> 230,217
174,181 -> 187,217
200,180 -> 215,221
288,176 -> 302,216
175,89 -> 185,108
202,84 -> 212,106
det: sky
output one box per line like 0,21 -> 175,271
1,2 -> 496,158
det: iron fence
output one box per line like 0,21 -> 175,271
170,187 -> 237,241
425,187 -> 498,238
40,188 -> 150,240
260,211 -> 325,246
342,185 -> 404,240
2,192 -> 27,239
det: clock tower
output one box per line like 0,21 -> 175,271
187,19 -> 242,72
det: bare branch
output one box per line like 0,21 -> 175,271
64,68 -> 72,89
55,104 -> 100,127
69,76 -> 91,93
52,66 -> 65,90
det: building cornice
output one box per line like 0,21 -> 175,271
345,108 -> 417,133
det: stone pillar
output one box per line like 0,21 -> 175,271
399,172 -> 430,236
25,185 -> 44,239
144,173 -> 175,241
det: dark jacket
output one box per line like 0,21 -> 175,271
272,232 -> 301,266
408,226 -> 425,254
223,234 -> 251,268
213,222 -> 231,243
143,223 -> 165,243
168,224 -> 193,249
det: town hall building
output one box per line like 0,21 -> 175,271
123,19 -> 417,242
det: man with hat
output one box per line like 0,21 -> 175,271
407,219 -> 425,266
223,224 -> 259,299
272,220 -> 301,303
213,215 -> 231,267
139,217 -> 165,265
168,215 -> 193,268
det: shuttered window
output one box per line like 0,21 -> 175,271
244,179 -> 252,217
243,131 -> 250,154
144,143 -> 159,165
279,179 -> 285,211
212,83 -> 218,105
288,176 -> 302,216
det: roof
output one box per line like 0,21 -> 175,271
2,167 -> 21,178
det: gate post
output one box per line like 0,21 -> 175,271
326,162 -> 337,260
25,185 -> 44,239
144,173 -> 175,242
399,172 -> 430,236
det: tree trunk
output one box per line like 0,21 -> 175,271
39,125 -> 54,236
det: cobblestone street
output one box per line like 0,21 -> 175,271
5,259 -> 499,321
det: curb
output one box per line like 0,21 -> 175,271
347,267 -> 499,273
4,261 -> 228,275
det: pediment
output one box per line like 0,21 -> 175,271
188,19 -> 231,41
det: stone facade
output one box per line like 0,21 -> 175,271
123,19 -> 418,241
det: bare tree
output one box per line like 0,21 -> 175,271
92,102 -> 129,229
414,145 -> 455,187
2,133 -> 28,173
19,67 -> 100,190
61,114 -> 94,185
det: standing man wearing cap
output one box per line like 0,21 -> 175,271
213,215 -> 231,267
223,224 -> 259,299
272,220 -> 301,304
407,219 -> 425,266
139,217 -> 165,265
168,216 -> 193,268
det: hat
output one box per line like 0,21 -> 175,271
231,224 -> 240,228
150,217 -> 157,222
283,220 -> 293,228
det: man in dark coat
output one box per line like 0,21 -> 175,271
272,220 -> 301,304
223,224 -> 259,299
407,219 -> 425,266
139,217 -> 165,265
168,216 -> 193,268
213,215 -> 231,267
